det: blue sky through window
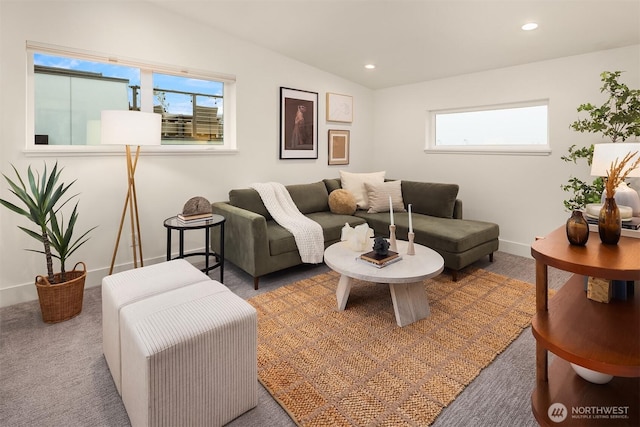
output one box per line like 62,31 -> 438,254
34,53 -> 223,115
34,53 -> 140,85
153,72 -> 223,115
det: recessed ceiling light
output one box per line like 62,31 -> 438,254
364,64 -> 376,70
521,22 -> 538,31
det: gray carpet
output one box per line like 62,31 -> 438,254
0,252 -> 571,426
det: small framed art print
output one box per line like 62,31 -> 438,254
326,92 -> 353,123
328,129 -> 350,165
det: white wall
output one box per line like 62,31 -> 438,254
372,45 -> 640,257
2,2 -> 638,307
0,1 -> 373,306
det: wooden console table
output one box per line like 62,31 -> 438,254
530,227 -> 639,426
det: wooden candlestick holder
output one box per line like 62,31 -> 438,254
389,224 -> 397,252
407,231 -> 415,255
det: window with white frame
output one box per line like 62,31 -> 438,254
27,42 -> 236,151
427,100 -> 550,154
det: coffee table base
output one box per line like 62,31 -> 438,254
336,274 -> 430,327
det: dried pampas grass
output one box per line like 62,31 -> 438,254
604,150 -> 640,198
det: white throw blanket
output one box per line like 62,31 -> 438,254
249,182 -> 324,264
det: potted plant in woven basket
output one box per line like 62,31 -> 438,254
0,162 -> 95,323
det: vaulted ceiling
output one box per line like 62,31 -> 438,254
149,0 -> 640,89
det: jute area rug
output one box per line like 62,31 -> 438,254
249,267 -> 543,426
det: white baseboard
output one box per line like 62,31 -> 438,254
0,254 -> 169,308
1,242 -> 529,308
498,238 -> 532,259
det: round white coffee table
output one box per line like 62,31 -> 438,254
324,239 -> 444,327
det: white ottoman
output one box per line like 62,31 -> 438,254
102,259 -> 209,394
120,281 -> 258,427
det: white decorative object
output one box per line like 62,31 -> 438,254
341,222 -> 373,251
608,182 -> 640,216
570,363 -> 613,384
340,223 -> 352,241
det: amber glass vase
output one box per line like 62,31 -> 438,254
598,197 -> 622,245
566,210 -> 589,246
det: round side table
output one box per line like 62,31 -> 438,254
163,214 -> 225,282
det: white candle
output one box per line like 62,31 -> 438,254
408,204 -> 413,233
389,196 -> 394,225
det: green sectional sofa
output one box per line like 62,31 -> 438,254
211,179 -> 499,289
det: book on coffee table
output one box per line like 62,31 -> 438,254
360,250 -> 400,267
358,256 -> 402,268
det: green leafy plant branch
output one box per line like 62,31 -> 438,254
570,71 -> 640,142
560,176 -> 604,212
562,71 -> 640,210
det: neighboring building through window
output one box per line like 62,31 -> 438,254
34,62 -> 135,145
427,100 -> 550,154
28,42 -> 235,150
150,73 -> 223,144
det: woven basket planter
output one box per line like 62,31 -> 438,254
35,262 -> 87,323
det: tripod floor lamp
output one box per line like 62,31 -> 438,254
101,110 -> 161,275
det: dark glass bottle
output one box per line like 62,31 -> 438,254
566,210 -> 589,246
598,198 -> 622,245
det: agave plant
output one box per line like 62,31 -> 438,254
0,162 -> 94,283
46,203 -> 96,280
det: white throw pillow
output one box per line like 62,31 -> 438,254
340,171 -> 386,210
365,180 -> 406,213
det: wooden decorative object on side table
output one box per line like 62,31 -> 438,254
586,277 -> 612,303
530,227 -> 639,426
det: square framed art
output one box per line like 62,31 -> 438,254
326,92 -> 353,123
328,129 -> 350,165
280,87 -> 318,159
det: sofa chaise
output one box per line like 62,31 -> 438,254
210,178 -> 499,289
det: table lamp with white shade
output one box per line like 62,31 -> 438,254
101,110 -> 161,274
590,142 -> 640,217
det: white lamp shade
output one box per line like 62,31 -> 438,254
101,110 -> 161,146
591,143 -> 640,177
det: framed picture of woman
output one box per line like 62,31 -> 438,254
280,87 -> 318,159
